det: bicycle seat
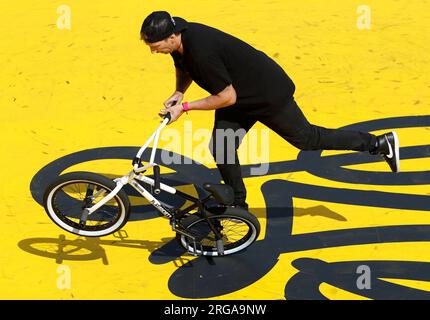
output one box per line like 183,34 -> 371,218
203,183 -> 234,205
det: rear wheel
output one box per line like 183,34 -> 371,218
43,172 -> 130,237
176,206 -> 260,256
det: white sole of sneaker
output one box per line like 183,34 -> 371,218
392,131 -> 400,172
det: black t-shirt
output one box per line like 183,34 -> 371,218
171,19 -> 296,115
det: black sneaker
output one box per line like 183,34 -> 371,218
370,131 -> 400,173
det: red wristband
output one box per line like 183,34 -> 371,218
182,102 -> 189,112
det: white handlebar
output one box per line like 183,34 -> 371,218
133,114 -> 171,171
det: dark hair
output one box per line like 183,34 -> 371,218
140,11 -> 175,43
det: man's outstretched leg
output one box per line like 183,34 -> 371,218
258,97 -> 400,172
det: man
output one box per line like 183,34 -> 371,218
140,11 -> 400,210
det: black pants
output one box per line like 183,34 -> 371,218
209,97 -> 377,205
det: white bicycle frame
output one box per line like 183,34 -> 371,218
84,116 -> 176,219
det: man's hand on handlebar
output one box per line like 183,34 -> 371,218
159,91 -> 185,124
164,91 -> 184,108
159,102 -> 184,124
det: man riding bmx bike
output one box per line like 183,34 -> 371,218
140,11 -> 400,210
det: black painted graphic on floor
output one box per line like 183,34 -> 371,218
25,115 -> 430,299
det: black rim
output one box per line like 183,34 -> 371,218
50,180 -> 123,231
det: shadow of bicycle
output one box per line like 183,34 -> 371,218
18,202 -> 343,267
17,232 -> 172,265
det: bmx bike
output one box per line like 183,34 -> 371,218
42,113 -> 260,257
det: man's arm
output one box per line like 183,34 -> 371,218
176,67 -> 193,94
187,84 -> 237,110
160,84 -> 236,123
184,53 -> 236,110
161,53 -> 237,123
164,68 -> 192,108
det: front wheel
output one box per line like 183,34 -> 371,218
176,207 -> 260,257
43,171 -> 130,237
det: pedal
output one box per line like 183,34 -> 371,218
172,223 -> 195,240
172,223 -> 203,256
216,239 -> 225,256
184,237 -> 203,256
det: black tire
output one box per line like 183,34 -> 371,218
176,206 -> 260,256
43,171 -> 130,237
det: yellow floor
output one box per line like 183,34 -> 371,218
1,0 -> 430,299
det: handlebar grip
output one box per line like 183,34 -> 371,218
153,165 -> 161,194
132,157 -> 142,167
163,112 -> 172,122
